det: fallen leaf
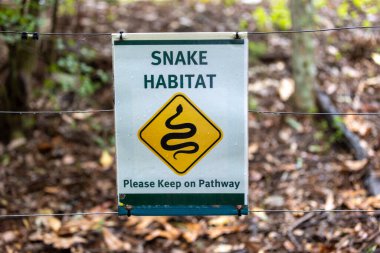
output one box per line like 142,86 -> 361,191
103,228 -> 131,251
283,240 -> 296,251
285,117 -> 304,133
47,217 -> 62,232
135,216 -> 169,230
250,170 -> 263,181
342,66 -> 361,78
100,150 -> 113,169
63,154 -> 75,165
343,159 -> 368,171
341,189 -> 367,209
250,207 -> 268,221
207,225 -> 247,239
214,244 -> 233,253
59,218 -> 99,235
182,223 -> 203,243
344,115 -> 373,136
81,161 -> 98,170
208,216 -> 235,226
145,229 -> 179,241
37,141 -> 53,152
371,52 -> 380,65
324,191 -> 335,211
7,138 -> 26,150
72,112 -> 92,120
44,186 -> 61,194
29,232 -> 87,249
248,143 -> 259,160
264,195 -> 284,207
2,231 -> 18,243
278,78 -> 295,101
62,114 -> 74,125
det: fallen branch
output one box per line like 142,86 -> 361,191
316,90 -> 380,195
316,90 -> 366,160
287,212 -> 316,252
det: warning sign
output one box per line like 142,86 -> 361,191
113,33 -> 249,215
138,93 -> 223,175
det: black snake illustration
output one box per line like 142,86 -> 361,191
161,104 -> 199,159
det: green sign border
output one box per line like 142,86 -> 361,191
114,39 -> 244,45
119,193 -> 245,205
115,38 -> 247,209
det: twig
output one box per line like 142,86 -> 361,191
287,212 -> 316,251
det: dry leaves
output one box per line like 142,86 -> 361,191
29,232 -> 87,249
343,159 -> 368,171
278,78 -> 295,101
371,53 -> 380,65
182,223 -> 203,243
103,228 -> 131,251
100,150 -> 113,169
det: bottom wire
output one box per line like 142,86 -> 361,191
0,209 -> 380,218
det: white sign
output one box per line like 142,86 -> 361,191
113,33 -> 248,212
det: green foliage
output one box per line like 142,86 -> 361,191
251,0 -> 291,31
285,117 -> 303,132
335,0 -> 379,25
59,0 -> 76,16
311,117 -> 345,153
337,1 -> 350,18
270,0 -> 291,30
248,95 -> 258,111
223,0 -> 236,7
365,245 -> 377,253
248,41 -> 267,62
239,19 -> 249,30
46,39 -> 110,100
252,7 -> 271,31
313,0 -> 327,9
0,3 -> 42,44
1,154 -> 10,167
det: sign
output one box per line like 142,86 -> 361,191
138,92 -> 223,175
113,33 -> 248,216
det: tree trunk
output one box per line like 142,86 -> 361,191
0,0 -> 39,143
45,0 -> 59,64
290,0 -> 317,112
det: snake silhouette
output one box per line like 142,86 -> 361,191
161,104 -> 199,159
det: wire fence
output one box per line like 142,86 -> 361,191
1,25 -> 380,36
0,25 -> 379,219
1,209 -> 380,219
0,109 -> 379,116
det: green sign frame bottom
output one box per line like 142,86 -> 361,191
118,193 -> 248,216
118,205 -> 249,216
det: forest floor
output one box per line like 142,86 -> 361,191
1,0 -> 380,252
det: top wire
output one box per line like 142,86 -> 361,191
0,25 -> 380,36
246,25 -> 380,34
0,25 -> 379,116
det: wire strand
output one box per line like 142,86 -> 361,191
249,110 -> 380,116
248,209 -> 380,213
0,25 -> 380,36
0,109 -> 378,116
1,209 -> 380,218
0,109 -> 114,114
0,26 -> 378,220
246,25 -> 380,34
0,211 -> 118,218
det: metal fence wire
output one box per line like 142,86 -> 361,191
0,25 -> 379,218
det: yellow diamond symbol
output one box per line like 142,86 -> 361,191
138,93 -> 223,176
